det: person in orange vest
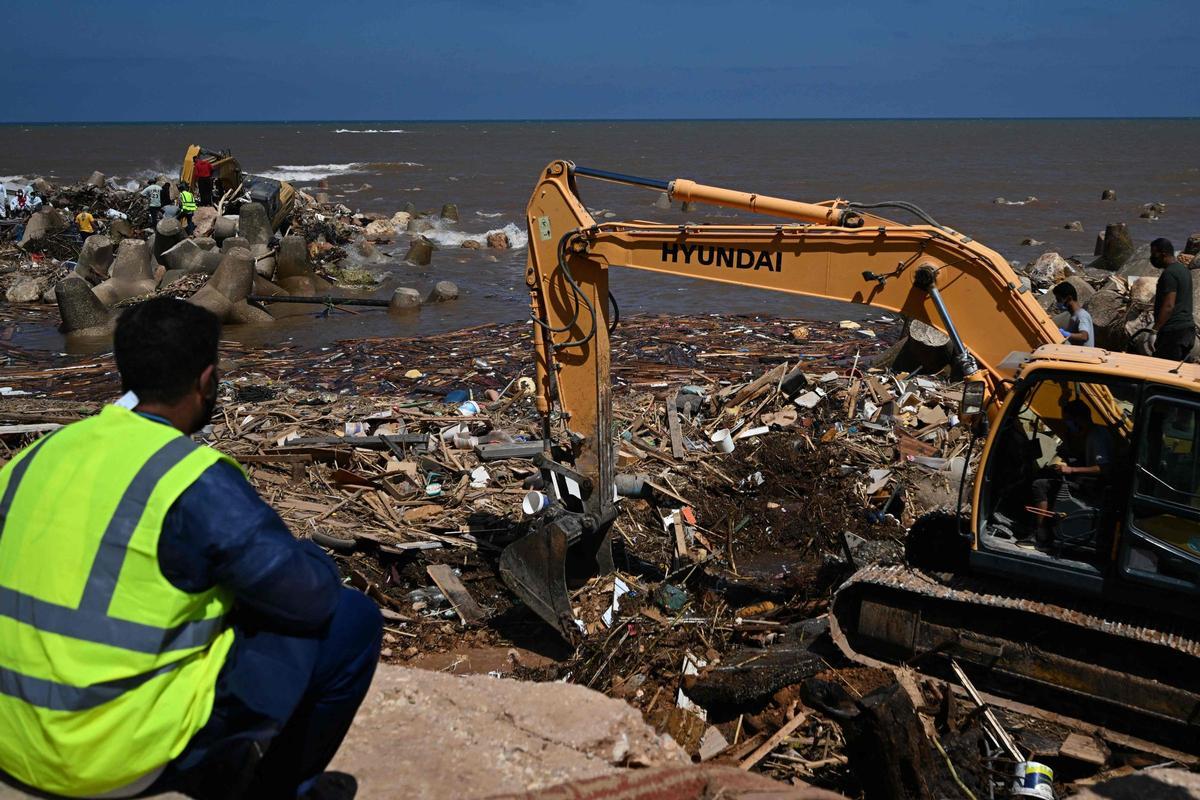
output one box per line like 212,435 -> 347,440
0,297 -> 381,799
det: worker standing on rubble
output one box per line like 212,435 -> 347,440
0,297 -> 381,800
178,181 -> 198,234
193,155 -> 215,207
1151,238 -> 1195,361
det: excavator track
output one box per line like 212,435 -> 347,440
829,564 -> 1200,756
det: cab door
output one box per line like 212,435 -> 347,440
1120,392 -> 1200,594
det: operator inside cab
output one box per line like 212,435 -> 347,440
1026,399 -> 1114,549
0,297 -> 380,800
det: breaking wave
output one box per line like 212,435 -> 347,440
474,211 -> 503,218
334,129 -> 406,134
422,220 -> 528,250
258,163 -> 368,182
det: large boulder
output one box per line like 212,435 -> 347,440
440,203 -> 459,223
238,202 -> 272,247
30,177 -> 53,197
55,276 -> 116,336
1085,288 -> 1133,350
18,208 -> 66,249
75,235 -> 114,283
6,277 -> 45,304
326,666 -> 689,800
364,219 -> 397,241
1026,252 -> 1072,289
486,231 -> 510,250
93,239 -> 157,305
191,206 -> 218,238
85,171 -> 106,188
390,211 -> 412,229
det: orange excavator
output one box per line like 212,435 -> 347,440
502,160 -> 1200,755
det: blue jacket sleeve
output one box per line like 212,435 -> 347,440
158,460 -> 342,633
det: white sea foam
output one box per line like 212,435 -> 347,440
422,220 -> 528,250
474,211 -> 503,218
258,163 -> 368,182
334,129 -> 406,134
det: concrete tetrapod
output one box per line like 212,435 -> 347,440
425,280 -> 459,303
388,287 -> 422,314
212,215 -> 238,243
274,235 -> 333,296
188,247 -> 274,325
18,208 -> 66,249
74,235 -> 115,284
55,276 -> 116,337
92,240 -> 158,306
152,217 -> 184,265
238,202 -> 272,248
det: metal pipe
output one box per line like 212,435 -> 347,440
246,294 -> 391,307
571,165 -> 670,191
926,284 -> 981,376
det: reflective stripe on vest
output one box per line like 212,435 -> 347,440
0,408 -> 238,796
179,191 -> 197,212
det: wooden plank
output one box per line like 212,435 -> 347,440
738,712 -> 808,770
1058,732 -> 1110,766
672,511 -> 690,562
665,394 -> 686,459
426,564 -> 487,625
0,423 -> 61,436
239,453 -> 314,464
723,362 -> 788,408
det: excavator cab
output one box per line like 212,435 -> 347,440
975,362 -> 1200,602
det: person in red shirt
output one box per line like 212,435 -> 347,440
193,156 -> 215,207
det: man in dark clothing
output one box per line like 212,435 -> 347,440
0,298 -> 379,800
193,155 -> 215,207
1152,237 -> 1195,361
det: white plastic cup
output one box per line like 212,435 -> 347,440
440,423 -> 466,441
710,428 -> 736,453
453,433 -> 479,449
522,490 -> 551,516
457,400 -> 481,416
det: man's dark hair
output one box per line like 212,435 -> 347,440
114,297 -> 220,403
1063,399 -> 1091,422
1151,237 -> 1175,256
1052,281 -> 1077,302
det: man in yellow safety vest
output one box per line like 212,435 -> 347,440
178,181 -> 198,235
0,297 -> 380,799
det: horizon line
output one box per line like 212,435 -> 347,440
1,115 -> 1198,126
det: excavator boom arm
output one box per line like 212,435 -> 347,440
510,159 -> 1061,639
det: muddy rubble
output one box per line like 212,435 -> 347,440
1,308 -> 1177,798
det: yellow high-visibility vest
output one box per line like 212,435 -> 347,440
0,406 -> 238,796
179,191 -> 198,212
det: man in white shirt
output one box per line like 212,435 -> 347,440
1053,281 -> 1094,348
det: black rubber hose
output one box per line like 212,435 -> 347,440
311,530 -> 357,553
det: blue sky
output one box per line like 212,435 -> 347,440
6,0 -> 1196,122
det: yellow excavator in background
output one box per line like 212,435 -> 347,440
503,160 -> 1200,755
180,145 -> 295,230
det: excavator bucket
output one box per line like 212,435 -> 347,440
499,509 -> 615,641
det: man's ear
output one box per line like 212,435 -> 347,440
198,364 -> 216,394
